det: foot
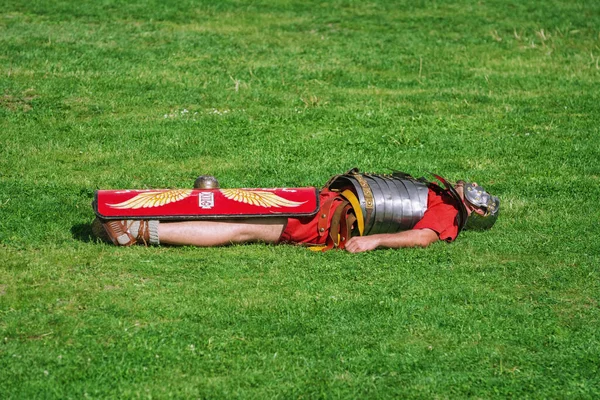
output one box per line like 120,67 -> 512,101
92,217 -> 150,246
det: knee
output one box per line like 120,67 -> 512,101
234,219 -> 285,243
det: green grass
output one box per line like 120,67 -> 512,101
1,0 -> 599,398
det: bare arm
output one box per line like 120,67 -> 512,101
344,228 -> 439,253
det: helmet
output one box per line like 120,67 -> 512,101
194,175 -> 220,189
464,182 -> 500,230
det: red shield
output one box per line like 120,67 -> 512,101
94,187 -> 319,220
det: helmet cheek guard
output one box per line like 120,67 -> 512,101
464,183 -> 500,230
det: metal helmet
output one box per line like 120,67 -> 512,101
194,175 -> 220,189
464,182 -> 500,230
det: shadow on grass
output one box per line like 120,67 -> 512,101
71,223 -> 97,243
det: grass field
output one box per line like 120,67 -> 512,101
1,0 -> 599,398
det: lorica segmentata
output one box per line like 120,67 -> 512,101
325,170 -> 429,235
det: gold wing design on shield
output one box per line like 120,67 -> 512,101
108,189 -> 193,209
220,189 -> 306,208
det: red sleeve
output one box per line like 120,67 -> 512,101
412,188 -> 460,242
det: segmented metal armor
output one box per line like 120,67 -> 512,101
324,168 -> 469,236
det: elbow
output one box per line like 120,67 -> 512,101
417,239 -> 433,248
416,231 -> 439,247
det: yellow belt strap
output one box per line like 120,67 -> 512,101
308,245 -> 328,252
308,190 -> 364,252
340,189 -> 365,236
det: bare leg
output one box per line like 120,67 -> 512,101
158,218 -> 287,247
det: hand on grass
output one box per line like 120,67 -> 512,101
345,236 -> 381,253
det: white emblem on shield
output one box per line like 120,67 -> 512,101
199,192 -> 215,209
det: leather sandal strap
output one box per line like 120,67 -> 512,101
102,220 -> 137,246
137,220 -> 149,246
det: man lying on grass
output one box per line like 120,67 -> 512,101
92,168 -> 499,253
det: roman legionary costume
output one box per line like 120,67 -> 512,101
92,169 -> 499,249
317,168 -> 469,249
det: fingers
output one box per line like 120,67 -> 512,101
344,237 -> 362,253
344,237 -> 376,253
345,238 -> 359,253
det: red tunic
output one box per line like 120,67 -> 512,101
412,189 -> 460,242
279,188 -> 460,245
279,191 -> 342,245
